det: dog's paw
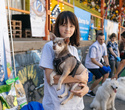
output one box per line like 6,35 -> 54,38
57,85 -> 61,91
112,108 -> 116,110
58,95 -> 63,98
50,79 -> 54,86
57,87 -> 61,91
60,101 -> 66,105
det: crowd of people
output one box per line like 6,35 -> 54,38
85,32 -> 125,97
39,11 -> 125,110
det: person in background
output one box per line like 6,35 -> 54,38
107,33 -> 121,78
85,32 -> 111,97
113,31 -> 125,78
39,11 -> 89,110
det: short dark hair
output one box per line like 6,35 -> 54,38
54,11 -> 80,46
96,32 -> 104,39
109,33 -> 116,39
97,32 -> 104,37
121,31 -> 125,38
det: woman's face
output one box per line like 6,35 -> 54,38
59,19 -> 75,38
111,37 -> 116,42
121,36 -> 125,43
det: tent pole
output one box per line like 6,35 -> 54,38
7,0 -> 17,78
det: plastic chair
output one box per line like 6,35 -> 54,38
21,101 -> 44,110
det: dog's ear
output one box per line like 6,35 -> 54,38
64,37 -> 70,44
50,32 -> 56,41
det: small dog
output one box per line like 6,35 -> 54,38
90,78 -> 119,110
50,33 -> 88,105
116,77 -> 125,101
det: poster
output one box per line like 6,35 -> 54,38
0,0 -> 12,85
74,6 -> 91,40
30,0 -> 46,37
104,19 -> 118,43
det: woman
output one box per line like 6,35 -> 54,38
113,31 -> 125,78
107,33 -> 121,78
39,11 -> 89,110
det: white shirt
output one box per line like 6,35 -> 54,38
39,41 -> 84,110
85,41 -> 107,69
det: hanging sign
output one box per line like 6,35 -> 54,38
74,6 -> 91,40
30,0 -> 46,37
0,0 -> 13,85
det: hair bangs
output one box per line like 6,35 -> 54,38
58,12 -> 76,26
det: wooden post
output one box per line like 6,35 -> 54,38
43,0 -> 50,40
101,0 -> 105,32
118,0 -> 122,40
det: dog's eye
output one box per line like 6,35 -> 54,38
58,42 -> 62,46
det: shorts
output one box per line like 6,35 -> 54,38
120,51 -> 125,60
88,68 -> 108,79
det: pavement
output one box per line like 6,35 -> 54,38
83,82 -> 125,110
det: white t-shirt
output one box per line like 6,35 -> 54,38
39,41 -> 84,110
85,41 -> 107,69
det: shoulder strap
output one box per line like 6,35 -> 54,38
70,58 -> 81,77
53,53 -> 81,77
53,53 -> 73,75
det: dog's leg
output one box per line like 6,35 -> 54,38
101,100 -> 107,110
61,92 -> 74,105
111,96 -> 116,110
58,84 -> 69,98
57,71 -> 69,91
60,83 -> 80,105
50,71 -> 56,85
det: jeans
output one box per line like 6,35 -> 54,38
109,60 -> 120,78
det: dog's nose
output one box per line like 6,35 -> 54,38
53,46 -> 56,50
116,87 -> 118,89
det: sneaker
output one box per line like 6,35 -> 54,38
86,91 -> 95,97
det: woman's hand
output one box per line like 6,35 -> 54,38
71,83 -> 89,97
75,68 -> 88,84
112,74 -> 118,79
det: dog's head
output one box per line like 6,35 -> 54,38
110,78 -> 119,93
103,78 -> 119,93
50,32 -> 70,54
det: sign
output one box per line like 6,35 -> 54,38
74,6 -> 91,40
104,19 -> 118,42
0,0 -> 12,85
30,0 -> 46,37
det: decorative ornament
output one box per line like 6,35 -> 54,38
91,1 -> 96,8
115,10 -> 118,14
104,3 -> 106,7
51,5 -> 61,23
114,5 -> 117,9
98,8 -> 101,12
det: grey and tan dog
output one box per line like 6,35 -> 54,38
50,33 -> 88,105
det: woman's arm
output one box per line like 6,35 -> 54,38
45,68 -> 88,85
109,47 -> 117,58
71,83 -> 89,97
